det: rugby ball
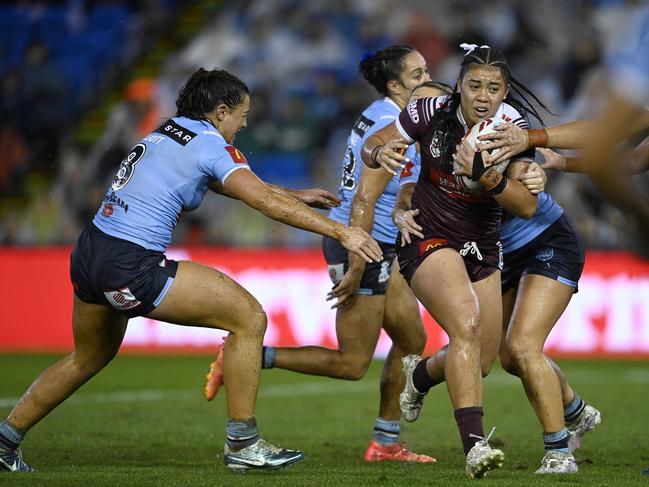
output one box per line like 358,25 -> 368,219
453,117 -> 510,193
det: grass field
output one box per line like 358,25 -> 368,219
1,354 -> 648,486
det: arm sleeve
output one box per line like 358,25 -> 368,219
205,144 -> 251,184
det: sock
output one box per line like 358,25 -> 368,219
564,393 -> 585,424
372,417 -> 400,446
454,407 -> 484,455
262,346 -> 276,369
412,359 -> 440,394
226,417 -> 259,451
0,420 -> 25,451
544,428 -> 570,453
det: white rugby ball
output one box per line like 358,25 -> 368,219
453,117 -> 510,193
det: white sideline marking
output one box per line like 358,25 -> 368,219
1,368 -> 648,409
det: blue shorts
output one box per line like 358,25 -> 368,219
322,236 -> 396,296
501,214 -> 584,293
70,224 -> 178,318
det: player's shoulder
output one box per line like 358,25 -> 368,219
365,97 -> 401,120
497,102 -> 529,128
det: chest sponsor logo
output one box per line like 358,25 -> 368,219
154,119 -> 197,146
407,100 -> 419,123
104,287 -> 142,311
224,145 -> 248,164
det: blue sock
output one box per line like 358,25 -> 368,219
262,347 -> 276,369
226,417 -> 259,451
0,420 -> 25,451
564,393 -> 585,424
373,417 -> 400,446
544,427 -> 570,453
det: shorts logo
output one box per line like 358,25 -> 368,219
378,260 -> 390,283
418,238 -> 448,255
327,263 -> 344,285
104,287 -> 142,311
536,247 -> 554,262
459,241 -> 483,261
102,204 -> 113,217
497,241 -> 503,270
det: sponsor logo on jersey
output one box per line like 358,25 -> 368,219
225,145 -> 248,163
104,287 -> 142,311
352,115 -> 375,138
102,191 -> 130,213
418,238 -> 448,255
102,203 -> 113,217
154,119 -> 197,146
407,100 -> 419,123
400,161 -> 415,179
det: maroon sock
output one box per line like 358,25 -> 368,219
412,358 -> 440,393
454,406 -> 484,455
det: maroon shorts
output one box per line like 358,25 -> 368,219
396,234 -> 502,284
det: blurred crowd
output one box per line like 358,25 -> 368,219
1,0 -> 647,249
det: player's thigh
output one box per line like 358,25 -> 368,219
507,274 -> 575,349
72,295 -> 128,362
147,260 -> 264,333
410,248 -> 478,338
472,270 -> 503,365
383,260 -> 425,350
335,294 -> 386,359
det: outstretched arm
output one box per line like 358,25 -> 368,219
327,166 -> 393,309
222,169 -> 383,263
210,180 -> 341,209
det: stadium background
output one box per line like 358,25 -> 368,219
0,0 -> 648,357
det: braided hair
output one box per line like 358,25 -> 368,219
432,45 -> 551,170
176,68 -> 249,122
358,45 -> 415,96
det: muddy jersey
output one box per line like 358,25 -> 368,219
395,95 -> 534,243
92,116 -> 250,251
328,97 -> 418,244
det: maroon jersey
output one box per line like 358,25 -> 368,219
395,95 -> 533,244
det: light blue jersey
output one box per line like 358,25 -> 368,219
93,116 -> 250,251
500,192 -> 563,254
328,97 -> 418,244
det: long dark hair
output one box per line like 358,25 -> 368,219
432,45 -> 551,170
176,68 -> 249,122
358,45 -> 415,96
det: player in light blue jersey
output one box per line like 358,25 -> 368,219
0,68 -> 384,474
204,46 -> 441,463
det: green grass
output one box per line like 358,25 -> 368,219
1,354 -> 648,486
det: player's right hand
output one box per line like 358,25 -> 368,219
339,227 -> 383,263
374,139 -> 410,175
326,268 -> 363,309
537,147 -> 567,171
393,208 -> 423,246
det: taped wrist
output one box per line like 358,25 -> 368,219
370,145 -> 383,167
527,128 -> 549,148
480,167 -> 508,194
471,151 -> 487,180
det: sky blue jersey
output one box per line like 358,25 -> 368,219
328,97 -> 418,244
500,192 -> 564,254
93,116 -> 250,251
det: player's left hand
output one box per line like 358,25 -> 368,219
298,188 -> 341,209
519,162 -> 546,195
326,268 -> 363,309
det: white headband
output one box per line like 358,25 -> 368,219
460,43 -> 490,55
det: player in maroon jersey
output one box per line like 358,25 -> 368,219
362,43 -> 552,479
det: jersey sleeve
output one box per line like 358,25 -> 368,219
205,144 -> 251,183
396,97 -> 435,143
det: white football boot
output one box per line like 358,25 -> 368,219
567,404 -> 601,452
465,427 -> 505,479
534,450 -> 578,474
399,354 -> 427,422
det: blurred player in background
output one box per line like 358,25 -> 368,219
0,68 -> 384,473
365,44 -> 548,478
205,46 -> 442,464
